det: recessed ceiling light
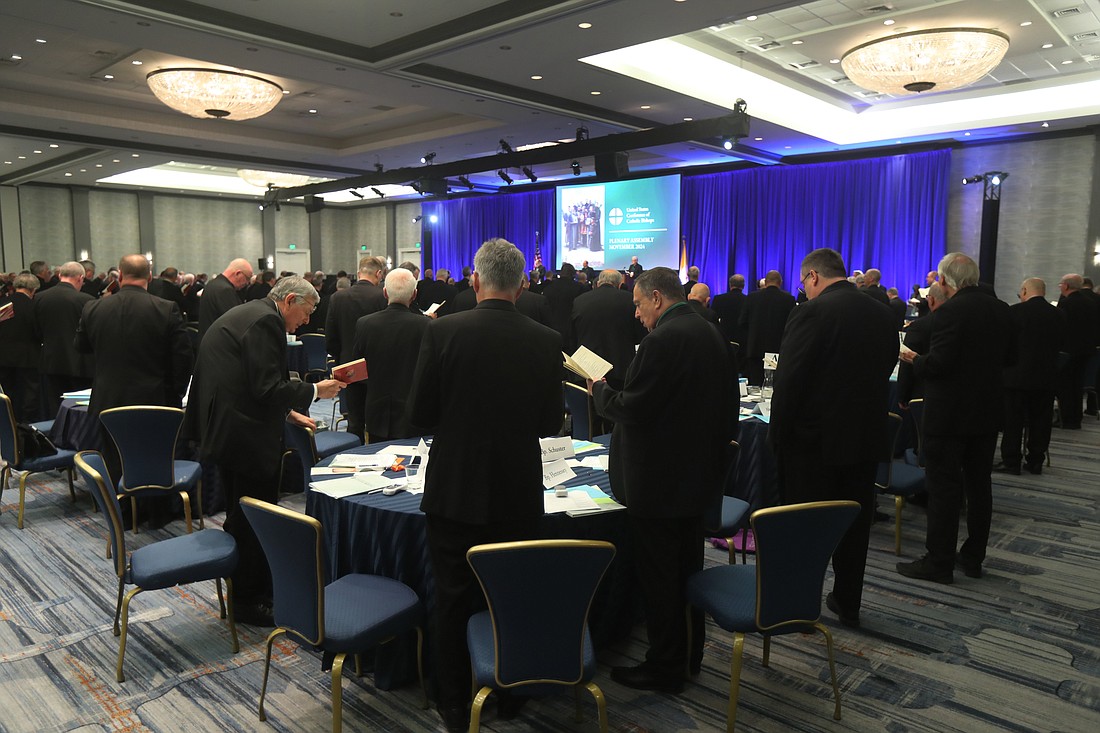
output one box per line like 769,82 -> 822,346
35,38 -> 46,44
33,150 -> 42,154
883,19 -> 895,26
746,16 -> 758,22
1042,121 -> 1049,127
578,22 -> 592,29
95,164 -> 103,168
309,108 -> 318,113
131,60 -> 143,65
104,74 -> 114,79
683,116 -> 693,121
829,58 -> 840,64
1020,21 -> 1032,27
49,144 -> 58,148
530,75 -> 543,80
1042,43 -> 1054,49
4,161 -> 12,165
964,132 -> 971,136
784,145 -> 792,149
11,54 -> 22,60
64,172 -> 72,176
80,169 -> 87,173
17,155 -> 26,159
112,159 -> 120,163
754,137 -> 763,141
792,40 -> 804,45
131,153 -> 140,157
1062,59 -> 1073,65
590,90 -> 601,95
640,104 -> 651,109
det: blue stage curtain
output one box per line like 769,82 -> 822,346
422,190 -> 556,276
681,148 -> 951,296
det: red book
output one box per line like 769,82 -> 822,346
332,358 -> 368,383
0,302 -> 13,322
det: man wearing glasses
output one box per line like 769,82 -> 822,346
197,257 -> 253,340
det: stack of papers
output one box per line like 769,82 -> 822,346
62,388 -> 92,400
572,439 -> 603,454
543,485 -> 625,515
566,455 -> 608,471
328,453 -> 396,470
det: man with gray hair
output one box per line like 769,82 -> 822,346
194,275 -> 345,626
898,252 -> 1013,584
409,238 -> 562,731
351,268 -> 429,443
34,261 -> 95,413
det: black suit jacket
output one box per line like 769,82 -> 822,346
34,282 -> 95,378
194,298 -> 314,471
593,302 -> 731,518
450,286 -> 477,314
888,297 -> 907,330
197,274 -> 243,338
862,284 -> 890,306
1003,296 -> 1066,391
351,303 -> 429,440
516,289 -> 553,328
738,286 -> 796,382
0,292 -> 40,368
711,288 -> 744,343
913,286 -> 1014,437
571,285 -> 643,388
770,280 -> 898,466
325,279 -> 387,364
897,314 -> 932,405
541,278 -> 584,342
1058,289 -> 1099,356
416,279 -> 458,316
410,299 -> 562,524
689,299 -> 720,325
75,285 -> 192,418
148,277 -> 185,311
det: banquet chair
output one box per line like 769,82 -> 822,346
240,497 -> 426,733
876,413 -> 926,556
0,392 -> 77,529
704,441 -> 751,565
280,422 -> 362,494
902,398 -> 925,468
563,381 -> 594,440
99,405 -> 203,534
466,540 -> 616,733
687,501 -> 860,733
299,333 -> 331,383
73,451 -> 239,683
331,387 -> 349,432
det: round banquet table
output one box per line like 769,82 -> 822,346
306,435 -> 640,691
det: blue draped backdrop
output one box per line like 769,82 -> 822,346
422,148 -> 950,296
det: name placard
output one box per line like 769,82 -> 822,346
542,458 -> 577,488
539,436 -> 575,462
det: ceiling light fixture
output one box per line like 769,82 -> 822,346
521,166 -> 537,182
146,68 -> 284,120
497,169 -> 513,185
349,189 -> 365,198
458,175 -> 474,190
962,175 -> 984,185
370,187 -> 385,198
576,126 -> 589,142
499,139 -> 514,154
421,152 -> 436,164
570,160 -> 581,176
237,169 -> 312,188
841,28 -> 1010,95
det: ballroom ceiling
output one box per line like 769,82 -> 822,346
1,0 -> 1099,204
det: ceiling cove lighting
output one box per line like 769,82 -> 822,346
146,68 -> 283,120
237,169 -> 313,188
841,28 -> 1010,95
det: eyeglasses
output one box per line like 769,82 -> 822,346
798,270 -> 814,295
298,297 -> 318,314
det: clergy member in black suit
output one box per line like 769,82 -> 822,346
887,287 -> 908,329
415,268 -> 458,316
711,273 -> 746,345
194,276 -> 344,626
197,258 -> 252,339
33,261 -> 95,414
687,282 -> 720,325
79,260 -> 102,297
770,249 -> 898,628
896,282 -> 945,407
350,268 -> 429,443
738,270 -> 795,384
1000,277 -> 1066,474
147,267 -> 185,310
408,238 -> 562,732
541,262 -> 584,344
898,253 -> 1013,584
75,254 -> 193,482
571,269 -> 643,390
325,255 -> 387,442
0,273 -> 43,422
1055,273 -> 1099,429
591,267 -> 731,694
626,255 -> 643,278
861,268 -> 891,306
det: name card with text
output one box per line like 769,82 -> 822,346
542,458 -> 577,488
540,436 -> 575,462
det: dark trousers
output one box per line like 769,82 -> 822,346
425,514 -> 540,709
922,431 -> 997,569
1057,353 -> 1088,428
345,381 -> 367,442
628,514 -> 705,676
1001,389 -> 1054,468
219,464 -> 279,605
777,448 -> 875,615
0,366 -> 42,422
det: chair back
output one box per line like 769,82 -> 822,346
563,382 -> 593,440
74,451 -> 127,578
704,440 -> 741,532
875,413 -> 903,489
752,501 -> 860,631
467,540 -> 615,687
907,398 -> 925,466
99,406 -> 185,492
239,497 -> 325,646
0,393 -> 19,465
284,422 -> 320,466
299,333 -> 330,377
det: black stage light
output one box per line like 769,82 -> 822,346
349,189 -> 365,198
722,137 -> 734,150
374,162 -> 384,173
497,169 -> 513,184
370,187 -> 385,198
499,139 -> 514,154
458,176 -> 474,190
420,152 -> 436,164
962,175 -> 984,185
575,126 -> 589,142
521,166 -> 537,182
570,160 -> 581,176
412,215 -> 423,223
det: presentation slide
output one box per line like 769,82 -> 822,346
555,174 -> 681,272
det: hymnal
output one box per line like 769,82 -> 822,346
562,346 -> 612,382
333,358 -> 368,383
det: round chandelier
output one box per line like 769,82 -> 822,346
146,68 -> 283,120
841,28 -> 1010,96
237,169 -> 314,189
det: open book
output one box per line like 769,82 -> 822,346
562,345 -> 612,382
332,358 -> 368,383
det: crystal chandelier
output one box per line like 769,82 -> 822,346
841,28 -> 1010,96
146,68 -> 283,120
237,169 -> 314,189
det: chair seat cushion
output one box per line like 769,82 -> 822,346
314,430 -> 362,459
127,529 -> 238,590
19,448 -> 77,472
30,419 -> 54,433
467,610 -> 596,693
887,462 -> 925,496
323,574 -> 422,652
687,564 -> 758,633
118,461 -> 202,494
706,496 -> 751,536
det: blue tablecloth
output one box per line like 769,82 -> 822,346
306,435 -> 639,691
47,399 -> 101,452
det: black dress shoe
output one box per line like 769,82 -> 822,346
1025,463 -> 1043,475
235,602 -> 275,627
994,463 -> 1021,476
897,556 -> 953,584
825,592 -> 860,628
611,664 -> 684,694
955,557 -> 983,579
438,705 -> 468,733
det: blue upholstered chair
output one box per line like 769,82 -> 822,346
466,539 -> 616,733
704,441 -> 751,565
240,497 -> 426,733
687,501 -> 861,733
0,393 -> 77,529
299,333 -> 331,383
281,422 -> 362,494
74,451 -> 239,682
99,405 -> 203,534
902,398 -> 925,468
563,381 -> 594,440
877,412 -> 927,556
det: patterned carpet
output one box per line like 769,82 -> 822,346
1,413 -> 1097,732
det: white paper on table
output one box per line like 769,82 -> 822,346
310,466 -> 359,477
566,455 -> 607,471
329,453 -> 396,469
311,476 -> 382,499
416,438 -> 430,456
543,489 -> 600,514
571,439 -> 602,454
389,445 -> 420,457
542,458 -> 577,488
739,381 -> 748,398
62,388 -> 93,400
540,436 -> 575,462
